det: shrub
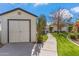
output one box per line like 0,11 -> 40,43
75,33 -> 79,39
37,34 -> 48,43
68,25 -> 73,32
77,33 -> 79,39
42,34 -> 48,42
37,34 -> 43,43
69,33 -> 76,40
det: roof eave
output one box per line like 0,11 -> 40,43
0,8 -> 38,17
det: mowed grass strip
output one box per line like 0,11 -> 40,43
52,32 -> 79,56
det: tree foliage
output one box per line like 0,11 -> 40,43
37,15 -> 46,34
37,15 -> 47,43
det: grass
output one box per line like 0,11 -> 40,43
52,32 -> 79,56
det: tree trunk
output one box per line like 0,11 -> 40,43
57,19 -> 60,32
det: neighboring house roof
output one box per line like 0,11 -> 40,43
0,8 -> 38,17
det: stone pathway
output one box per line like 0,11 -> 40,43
39,33 -> 57,56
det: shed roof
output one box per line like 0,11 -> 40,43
0,8 -> 38,17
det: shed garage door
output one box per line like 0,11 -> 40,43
8,20 -> 30,43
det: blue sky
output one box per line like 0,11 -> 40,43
0,3 -> 79,25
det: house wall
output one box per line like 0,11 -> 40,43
52,27 -> 57,32
62,27 -> 68,32
52,26 -> 68,32
0,10 -> 37,44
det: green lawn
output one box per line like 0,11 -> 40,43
52,32 -> 79,56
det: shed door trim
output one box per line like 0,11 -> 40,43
7,19 -> 31,43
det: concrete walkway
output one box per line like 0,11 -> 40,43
39,33 -> 57,56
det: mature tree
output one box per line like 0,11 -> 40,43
50,9 -> 72,32
37,15 -> 46,34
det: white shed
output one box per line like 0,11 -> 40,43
0,8 -> 37,44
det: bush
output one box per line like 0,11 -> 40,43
37,34 -> 43,43
53,32 -> 68,38
37,34 -> 48,43
75,33 -> 79,39
68,26 -> 73,32
69,33 -> 76,40
42,34 -> 48,42
77,33 -> 79,39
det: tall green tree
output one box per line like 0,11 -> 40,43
37,15 -> 46,35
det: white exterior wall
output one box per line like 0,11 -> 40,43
53,27 -> 57,32
53,26 -> 68,32
0,10 -> 37,44
62,27 -> 68,32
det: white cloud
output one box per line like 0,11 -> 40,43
71,7 -> 79,13
33,3 -> 48,7
60,9 -> 73,19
